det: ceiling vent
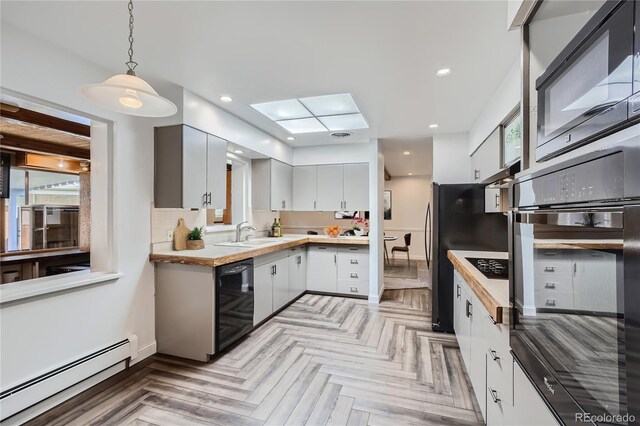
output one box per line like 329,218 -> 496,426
331,132 -> 351,138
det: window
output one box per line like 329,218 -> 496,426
207,164 -> 232,225
502,110 -> 522,167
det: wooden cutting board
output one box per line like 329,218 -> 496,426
173,218 -> 191,251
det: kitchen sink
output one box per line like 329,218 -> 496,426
214,237 -> 299,248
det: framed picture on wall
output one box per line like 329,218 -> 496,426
384,190 -> 392,220
503,111 -> 522,167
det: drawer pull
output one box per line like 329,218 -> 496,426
465,300 -> 472,318
487,315 -> 497,325
543,251 -> 557,256
349,287 -> 359,293
488,387 -> 501,403
488,349 -> 500,361
350,259 -> 359,264
545,299 -> 556,306
544,266 -> 556,272
545,282 -> 556,289
349,247 -> 359,251
456,285 -> 461,299
350,273 -> 359,279
296,255 -> 302,265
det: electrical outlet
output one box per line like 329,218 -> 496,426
166,229 -> 174,241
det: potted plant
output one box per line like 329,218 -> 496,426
351,217 -> 369,236
186,226 -> 205,250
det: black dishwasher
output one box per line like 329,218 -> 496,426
215,259 -> 254,352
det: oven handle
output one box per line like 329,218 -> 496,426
514,210 -> 623,229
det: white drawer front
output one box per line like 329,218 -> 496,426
337,279 -> 368,295
338,246 -> 369,255
337,266 -> 369,281
337,253 -> 369,271
533,258 -> 572,276
535,291 -> 574,309
533,274 -> 573,293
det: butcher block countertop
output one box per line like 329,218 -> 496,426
150,234 -> 369,268
533,239 -> 623,250
447,250 -> 510,324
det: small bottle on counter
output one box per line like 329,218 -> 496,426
277,218 -> 282,237
271,219 -> 278,237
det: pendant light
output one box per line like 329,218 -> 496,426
80,0 -> 177,117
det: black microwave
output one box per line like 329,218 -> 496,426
536,0 -> 640,161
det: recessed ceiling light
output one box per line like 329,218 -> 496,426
234,149 -> 243,154
403,151 -> 411,156
318,113 -> 368,131
252,99 -> 312,121
408,173 -> 413,176
331,132 -> 352,139
429,123 -> 439,128
436,68 -> 452,77
276,117 -> 327,134
299,93 -> 359,116
287,136 -> 295,141
220,96 -> 233,103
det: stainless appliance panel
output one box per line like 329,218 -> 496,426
536,0 -> 637,161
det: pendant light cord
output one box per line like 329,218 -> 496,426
125,0 -> 138,74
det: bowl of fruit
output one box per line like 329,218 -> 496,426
324,225 -> 342,238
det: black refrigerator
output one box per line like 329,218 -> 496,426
428,183 -> 507,333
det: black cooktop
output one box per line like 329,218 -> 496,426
465,257 -> 509,280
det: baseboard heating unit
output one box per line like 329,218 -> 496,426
0,339 -> 131,421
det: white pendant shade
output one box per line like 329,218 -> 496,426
80,73 -> 177,117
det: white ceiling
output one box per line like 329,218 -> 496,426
1,1 -> 520,150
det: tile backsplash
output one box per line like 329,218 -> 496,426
150,205 -> 279,250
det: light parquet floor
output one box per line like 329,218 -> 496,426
27,289 -> 483,426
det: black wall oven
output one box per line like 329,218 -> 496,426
536,0 -> 640,161
510,133 -> 640,425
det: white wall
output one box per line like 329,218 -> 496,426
432,133 -> 472,184
468,59 -> 520,154
383,176 -> 430,260
369,140 -> 385,303
0,22 -> 171,392
292,144 -> 369,166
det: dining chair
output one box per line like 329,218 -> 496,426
391,233 -> 412,266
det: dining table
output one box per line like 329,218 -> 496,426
383,235 -> 397,265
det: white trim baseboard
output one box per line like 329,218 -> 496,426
133,342 -> 157,364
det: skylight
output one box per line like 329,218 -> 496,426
251,93 -> 368,134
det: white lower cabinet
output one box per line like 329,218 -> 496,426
307,244 -> 370,296
289,247 -> 307,299
271,257 -> 291,312
307,245 -> 338,292
253,262 -> 275,325
453,268 -> 559,426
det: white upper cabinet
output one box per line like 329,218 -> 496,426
343,163 -> 369,211
155,125 -> 227,209
252,159 -> 293,211
206,134 -> 228,209
292,166 -> 317,211
471,127 -> 501,182
316,165 -> 345,211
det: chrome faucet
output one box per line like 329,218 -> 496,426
236,221 -> 257,242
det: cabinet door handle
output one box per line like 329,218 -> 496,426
545,282 -> 556,289
488,387 -> 501,403
282,200 -> 286,209
344,201 -> 347,209
297,255 -> 301,265
350,259 -> 359,264
456,285 -> 461,299
465,300 -> 472,317
488,348 -> 500,361
314,201 -> 317,210
474,169 -> 480,180
544,266 -> 556,272
202,193 -> 208,206
208,193 -> 212,205
546,299 -> 556,306
495,193 -> 500,208
334,254 -> 337,264
350,273 -> 359,279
